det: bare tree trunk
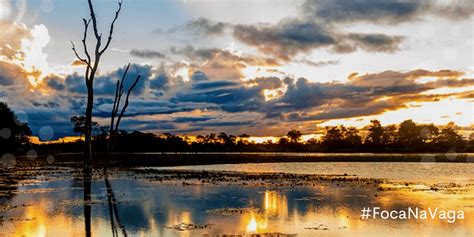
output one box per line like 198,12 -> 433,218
71,2 -> 123,236
85,83 -> 94,164
72,0 -> 123,162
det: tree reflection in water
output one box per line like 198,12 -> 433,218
104,168 -> 128,237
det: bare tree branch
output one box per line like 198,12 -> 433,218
108,63 -> 131,152
100,1 -> 123,55
87,0 -> 101,41
71,41 -> 88,64
114,75 -> 140,133
81,18 -> 92,65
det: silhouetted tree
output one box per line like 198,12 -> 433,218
0,102 -> 31,153
343,127 -> 362,148
70,115 -> 98,140
278,137 -> 289,146
419,124 -> 439,143
71,0 -> 123,163
108,63 -> 141,152
321,126 -> 345,150
397,120 -> 422,148
365,120 -> 384,146
218,132 -> 236,146
237,134 -> 251,145
382,125 -> 397,146
436,126 -> 463,149
287,129 -> 303,143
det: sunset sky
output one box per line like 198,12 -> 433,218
0,0 -> 473,140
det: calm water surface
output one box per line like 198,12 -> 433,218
0,162 -> 473,236
156,162 -> 474,184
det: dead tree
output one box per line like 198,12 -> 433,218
71,0 -> 123,164
108,63 -> 141,152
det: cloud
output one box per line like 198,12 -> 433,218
7,56 -> 472,137
233,19 -> 405,60
183,17 -> 228,35
44,75 -> 65,91
348,69 -> 464,87
0,21 -> 30,60
302,0 -> 422,24
174,116 -> 215,123
233,19 -> 335,61
297,59 -> 340,67
0,60 -> 28,86
268,69 -> 472,122
150,73 -> 170,91
333,33 -> 404,53
51,64 -> 153,96
192,80 -> 239,90
190,71 -> 209,82
195,120 -> 256,127
170,46 -> 280,81
301,0 -> 474,24
130,49 -> 165,59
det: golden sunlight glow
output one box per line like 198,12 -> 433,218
29,136 -> 82,144
421,86 -> 474,95
174,63 -> 190,82
249,136 -> 279,144
263,190 -> 288,217
320,98 -> 473,133
263,89 -> 283,101
415,77 -> 438,84
20,24 -> 50,86
246,213 -> 258,233
241,66 -> 281,81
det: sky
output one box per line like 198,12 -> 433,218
0,0 -> 473,140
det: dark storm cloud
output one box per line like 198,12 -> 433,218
302,0 -> 422,24
104,64 -> 152,95
149,73 -> 170,91
56,64 -> 152,96
195,120 -> 256,127
64,73 -> 87,94
191,80 -> 239,90
233,19 -> 404,60
24,106 -> 75,139
16,63 -> 471,137
233,19 -> 335,61
191,71 -> 209,82
301,0 -> 474,24
130,49 -> 166,59
44,75 -> 65,91
174,116 -> 215,123
171,72 -> 292,113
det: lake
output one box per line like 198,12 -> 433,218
0,161 -> 473,236
153,162 -> 474,184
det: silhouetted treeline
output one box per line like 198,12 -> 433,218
34,119 -> 474,153
0,102 -> 32,154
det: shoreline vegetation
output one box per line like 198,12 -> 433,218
10,152 -> 474,168
2,102 -> 474,156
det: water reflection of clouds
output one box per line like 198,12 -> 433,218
0,175 -> 473,236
